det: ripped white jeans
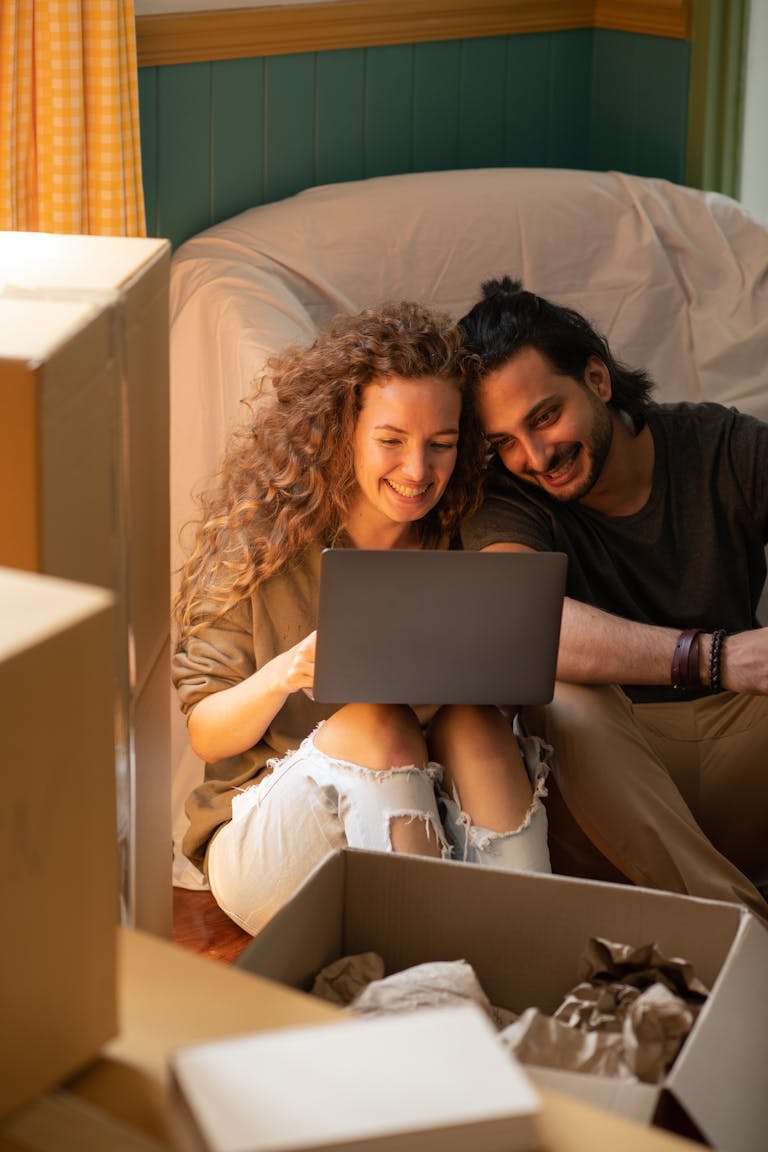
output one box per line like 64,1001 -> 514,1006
207,723 -> 552,936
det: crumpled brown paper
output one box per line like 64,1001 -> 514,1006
309,938 -> 710,1085
351,958 -> 497,1022
579,937 -> 710,1001
312,955 -> 497,1022
501,938 -> 710,1084
311,951 -> 386,1006
622,982 -> 697,1083
499,1007 -> 628,1076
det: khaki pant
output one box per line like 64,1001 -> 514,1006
524,684 -> 768,926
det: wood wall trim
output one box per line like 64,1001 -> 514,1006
136,0 -> 691,68
593,0 -> 689,38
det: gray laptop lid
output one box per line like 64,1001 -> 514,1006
313,549 -> 567,706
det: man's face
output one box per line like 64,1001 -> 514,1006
476,346 -> 614,504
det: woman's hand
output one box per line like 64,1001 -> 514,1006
264,631 -> 317,697
188,630 -> 318,762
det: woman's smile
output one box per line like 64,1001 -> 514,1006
385,478 -> 433,499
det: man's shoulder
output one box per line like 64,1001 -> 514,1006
650,399 -> 763,427
649,400 -> 768,450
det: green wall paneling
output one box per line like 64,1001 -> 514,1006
264,54 -> 316,204
138,68 -> 158,237
548,30 -> 593,168
138,29 -> 690,250
212,57 -> 265,222
630,35 -> 688,181
457,37 -> 507,168
590,31 -> 689,183
157,63 -> 212,248
503,34 -> 557,168
315,50 -> 366,187
586,33 -> 635,174
502,32 -> 592,169
412,41 -> 462,172
364,44 -> 415,177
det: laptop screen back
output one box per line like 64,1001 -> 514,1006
313,549 -> 566,706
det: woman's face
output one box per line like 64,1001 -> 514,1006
347,374 -> 461,546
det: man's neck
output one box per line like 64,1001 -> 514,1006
579,410 -> 655,518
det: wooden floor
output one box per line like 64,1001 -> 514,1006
172,886 -> 252,965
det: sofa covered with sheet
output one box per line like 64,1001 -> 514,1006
169,167 -> 768,886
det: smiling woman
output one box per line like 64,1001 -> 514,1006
347,375 -> 460,549
171,299 -> 554,937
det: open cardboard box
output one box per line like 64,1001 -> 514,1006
0,230 -> 171,937
236,849 -> 768,1152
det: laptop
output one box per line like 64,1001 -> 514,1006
313,549 -> 567,706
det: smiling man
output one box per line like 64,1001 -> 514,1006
459,276 -> 768,924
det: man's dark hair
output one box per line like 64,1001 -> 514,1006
459,276 -> 655,428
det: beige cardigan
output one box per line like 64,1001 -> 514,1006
173,543 -> 442,871
172,545 -> 339,871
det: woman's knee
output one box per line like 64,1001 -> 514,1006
313,702 -> 427,770
427,704 -> 514,761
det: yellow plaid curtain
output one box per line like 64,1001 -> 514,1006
0,0 -> 146,236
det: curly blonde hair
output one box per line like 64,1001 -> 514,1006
174,300 -> 485,635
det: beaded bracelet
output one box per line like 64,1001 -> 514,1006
709,629 -> 727,693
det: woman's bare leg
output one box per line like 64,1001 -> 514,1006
427,704 -> 533,830
314,703 -> 443,857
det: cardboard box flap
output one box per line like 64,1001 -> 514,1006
0,296 -> 106,361
0,567 -> 113,657
241,850 -> 745,1006
0,231 -> 168,295
338,851 -> 741,1009
665,914 -> 768,1152
529,1066 -> 659,1126
243,850 -> 347,990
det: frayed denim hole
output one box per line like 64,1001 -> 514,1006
387,809 -> 452,858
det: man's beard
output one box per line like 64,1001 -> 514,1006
524,395 -> 613,503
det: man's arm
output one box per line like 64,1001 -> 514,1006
483,542 -> 768,693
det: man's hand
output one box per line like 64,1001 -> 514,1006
720,628 -> 768,695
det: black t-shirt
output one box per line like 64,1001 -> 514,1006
461,402 -> 768,698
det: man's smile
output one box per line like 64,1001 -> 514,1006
528,444 -> 580,486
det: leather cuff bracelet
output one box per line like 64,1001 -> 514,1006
671,628 -> 703,690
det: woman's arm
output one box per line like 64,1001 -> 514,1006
187,631 -> 317,763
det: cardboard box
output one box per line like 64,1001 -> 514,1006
0,567 -> 118,1119
0,231 -> 172,936
237,849 -> 768,1152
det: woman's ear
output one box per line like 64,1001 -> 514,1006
584,356 -> 612,401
